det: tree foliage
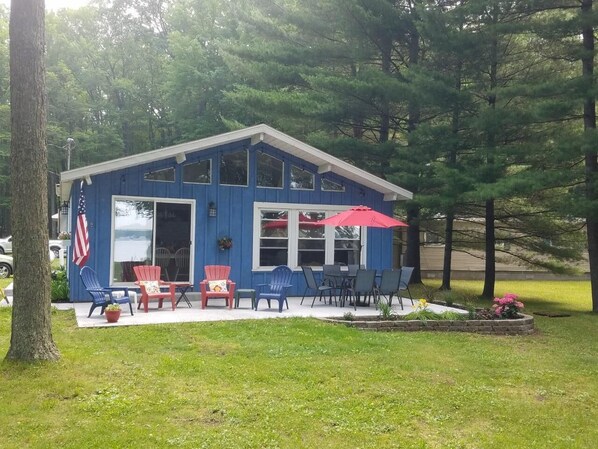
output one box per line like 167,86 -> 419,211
0,0 -> 596,307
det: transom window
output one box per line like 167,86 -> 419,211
144,167 -> 175,182
220,149 -> 248,186
253,202 -> 363,269
321,178 -> 345,192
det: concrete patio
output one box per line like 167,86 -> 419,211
2,284 -> 463,328
70,293 -> 463,328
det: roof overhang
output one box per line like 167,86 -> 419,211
59,124 -> 413,202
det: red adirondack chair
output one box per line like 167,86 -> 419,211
133,265 -> 176,313
199,265 -> 236,309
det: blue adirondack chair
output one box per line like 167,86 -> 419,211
255,265 -> 293,313
80,266 -> 134,317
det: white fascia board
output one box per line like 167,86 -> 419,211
260,126 -> 413,201
59,123 -> 413,201
60,125 -> 267,183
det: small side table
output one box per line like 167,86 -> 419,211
234,288 -> 256,309
175,283 -> 193,307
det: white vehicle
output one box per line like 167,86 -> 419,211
0,253 -> 13,278
0,236 -> 65,258
0,236 -> 12,254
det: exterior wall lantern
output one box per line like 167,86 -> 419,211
208,201 -> 217,217
60,201 -> 69,215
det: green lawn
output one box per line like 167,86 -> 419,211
0,280 -> 597,448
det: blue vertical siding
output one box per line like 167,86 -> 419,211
69,139 -> 399,301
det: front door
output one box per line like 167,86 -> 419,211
112,199 -> 193,283
155,202 -> 192,281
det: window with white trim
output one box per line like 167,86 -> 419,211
253,202 -> 364,269
220,149 -> 248,186
111,197 -> 194,284
290,166 -> 314,190
144,167 -> 175,182
257,153 -> 283,188
321,178 -> 345,192
183,160 -> 211,184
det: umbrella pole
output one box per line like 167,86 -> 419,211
358,226 -> 363,266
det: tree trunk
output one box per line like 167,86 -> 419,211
404,203 -> 422,283
440,210 -> 454,290
482,11 -> 498,299
404,17 -> 422,284
482,199 -> 496,298
6,0 -> 60,362
581,0 -> 598,313
440,62 -> 462,291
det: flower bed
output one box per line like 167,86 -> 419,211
318,313 -> 534,335
319,293 -> 534,335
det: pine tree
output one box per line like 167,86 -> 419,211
6,0 -> 59,362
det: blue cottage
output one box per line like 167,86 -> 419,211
58,124 -> 412,301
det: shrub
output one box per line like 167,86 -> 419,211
438,290 -> 459,306
342,312 -> 355,321
377,299 -> 395,320
403,309 -> 442,321
50,266 -> 69,302
493,293 -> 524,319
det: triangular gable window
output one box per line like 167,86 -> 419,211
321,178 -> 344,192
144,168 -> 175,182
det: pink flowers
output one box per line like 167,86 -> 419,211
493,293 -> 524,318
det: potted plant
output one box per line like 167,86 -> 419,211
217,236 -> 232,250
104,303 -> 122,323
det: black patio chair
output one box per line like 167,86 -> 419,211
322,264 -> 343,288
398,266 -> 415,307
300,266 -> 336,307
344,269 -> 377,310
374,269 -> 403,309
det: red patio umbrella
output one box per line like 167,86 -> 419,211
316,205 -> 408,228
315,205 -> 408,264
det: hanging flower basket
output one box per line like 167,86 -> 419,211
218,236 -> 232,250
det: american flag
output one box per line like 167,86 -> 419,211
73,181 -> 90,266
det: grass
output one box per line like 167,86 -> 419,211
0,280 -> 597,448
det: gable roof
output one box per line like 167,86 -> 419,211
59,124 -> 412,201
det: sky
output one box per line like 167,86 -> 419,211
1,0 -> 91,11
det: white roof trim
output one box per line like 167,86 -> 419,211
60,124 -> 412,201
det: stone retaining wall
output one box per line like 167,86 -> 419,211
319,313 -> 534,335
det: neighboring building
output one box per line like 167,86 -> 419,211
59,124 -> 412,301
418,218 -> 589,280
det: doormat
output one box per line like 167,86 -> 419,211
533,311 -> 571,318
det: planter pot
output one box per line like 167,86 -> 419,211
61,240 -> 71,247
105,309 -> 121,323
